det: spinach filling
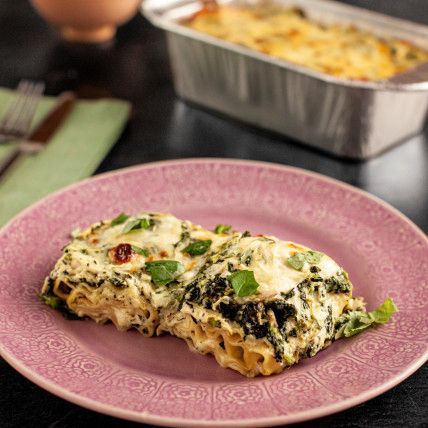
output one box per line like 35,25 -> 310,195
40,295 -> 82,320
182,269 -> 352,362
265,301 -> 297,328
325,271 -> 351,293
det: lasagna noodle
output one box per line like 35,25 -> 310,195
160,283 -> 350,376
160,312 -> 284,376
46,276 -> 159,336
41,212 -> 362,377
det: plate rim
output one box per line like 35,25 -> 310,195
1,157 -> 427,427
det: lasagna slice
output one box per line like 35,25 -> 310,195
41,212 -> 219,336
160,233 -> 364,376
41,212 -> 394,377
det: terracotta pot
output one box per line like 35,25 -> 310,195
31,0 -> 141,43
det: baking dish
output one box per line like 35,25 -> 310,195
142,0 -> 428,159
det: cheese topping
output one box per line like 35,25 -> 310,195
41,211 -> 362,376
185,5 -> 428,81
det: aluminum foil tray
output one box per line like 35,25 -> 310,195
142,0 -> 428,159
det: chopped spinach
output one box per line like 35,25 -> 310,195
265,301 -> 296,328
218,301 -> 240,320
184,282 -> 201,302
325,271 -> 351,293
204,275 -> 229,302
237,302 -> 268,338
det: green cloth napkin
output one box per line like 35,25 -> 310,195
0,88 -> 131,226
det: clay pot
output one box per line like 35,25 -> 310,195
31,0 -> 141,43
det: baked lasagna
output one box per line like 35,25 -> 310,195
184,4 -> 428,81
41,212 -> 396,377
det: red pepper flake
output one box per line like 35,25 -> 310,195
159,250 -> 168,258
108,243 -> 135,264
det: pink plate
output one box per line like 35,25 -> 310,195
0,159 -> 427,427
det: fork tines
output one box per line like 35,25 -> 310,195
0,80 -> 45,142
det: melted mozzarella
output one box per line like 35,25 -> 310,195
186,6 -> 428,80
43,211 -> 359,376
51,212 -> 345,306
198,235 -> 342,299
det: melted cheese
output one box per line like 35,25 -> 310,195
185,5 -> 428,81
42,211 -> 360,376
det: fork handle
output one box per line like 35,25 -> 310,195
0,140 -> 44,178
0,147 -> 20,178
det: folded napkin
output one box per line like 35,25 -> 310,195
0,88 -> 131,227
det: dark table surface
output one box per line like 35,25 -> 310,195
1,1 -> 427,427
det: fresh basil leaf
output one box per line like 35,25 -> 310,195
214,224 -> 232,234
287,251 -> 324,270
131,245 -> 149,257
341,298 -> 397,337
305,251 -> 323,264
367,297 -> 398,324
122,217 -> 152,234
41,295 -> 82,320
229,270 -> 260,297
122,219 -> 141,234
140,217 -> 151,229
343,311 -> 373,337
184,240 -> 212,256
287,252 -> 306,270
145,260 -> 184,287
111,212 -> 129,226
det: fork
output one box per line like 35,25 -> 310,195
0,80 -> 45,144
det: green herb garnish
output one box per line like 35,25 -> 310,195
131,245 -> 149,257
41,295 -> 82,320
208,317 -> 221,328
229,270 -> 260,297
140,218 -> 151,229
111,212 -> 130,226
145,260 -> 184,287
287,251 -> 324,271
123,217 -> 152,234
338,297 -> 398,338
214,224 -> 232,234
184,240 -> 212,256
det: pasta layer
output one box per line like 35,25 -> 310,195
41,212 -> 365,376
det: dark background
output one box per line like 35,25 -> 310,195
0,0 -> 427,427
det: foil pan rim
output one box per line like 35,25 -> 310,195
142,0 -> 428,92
